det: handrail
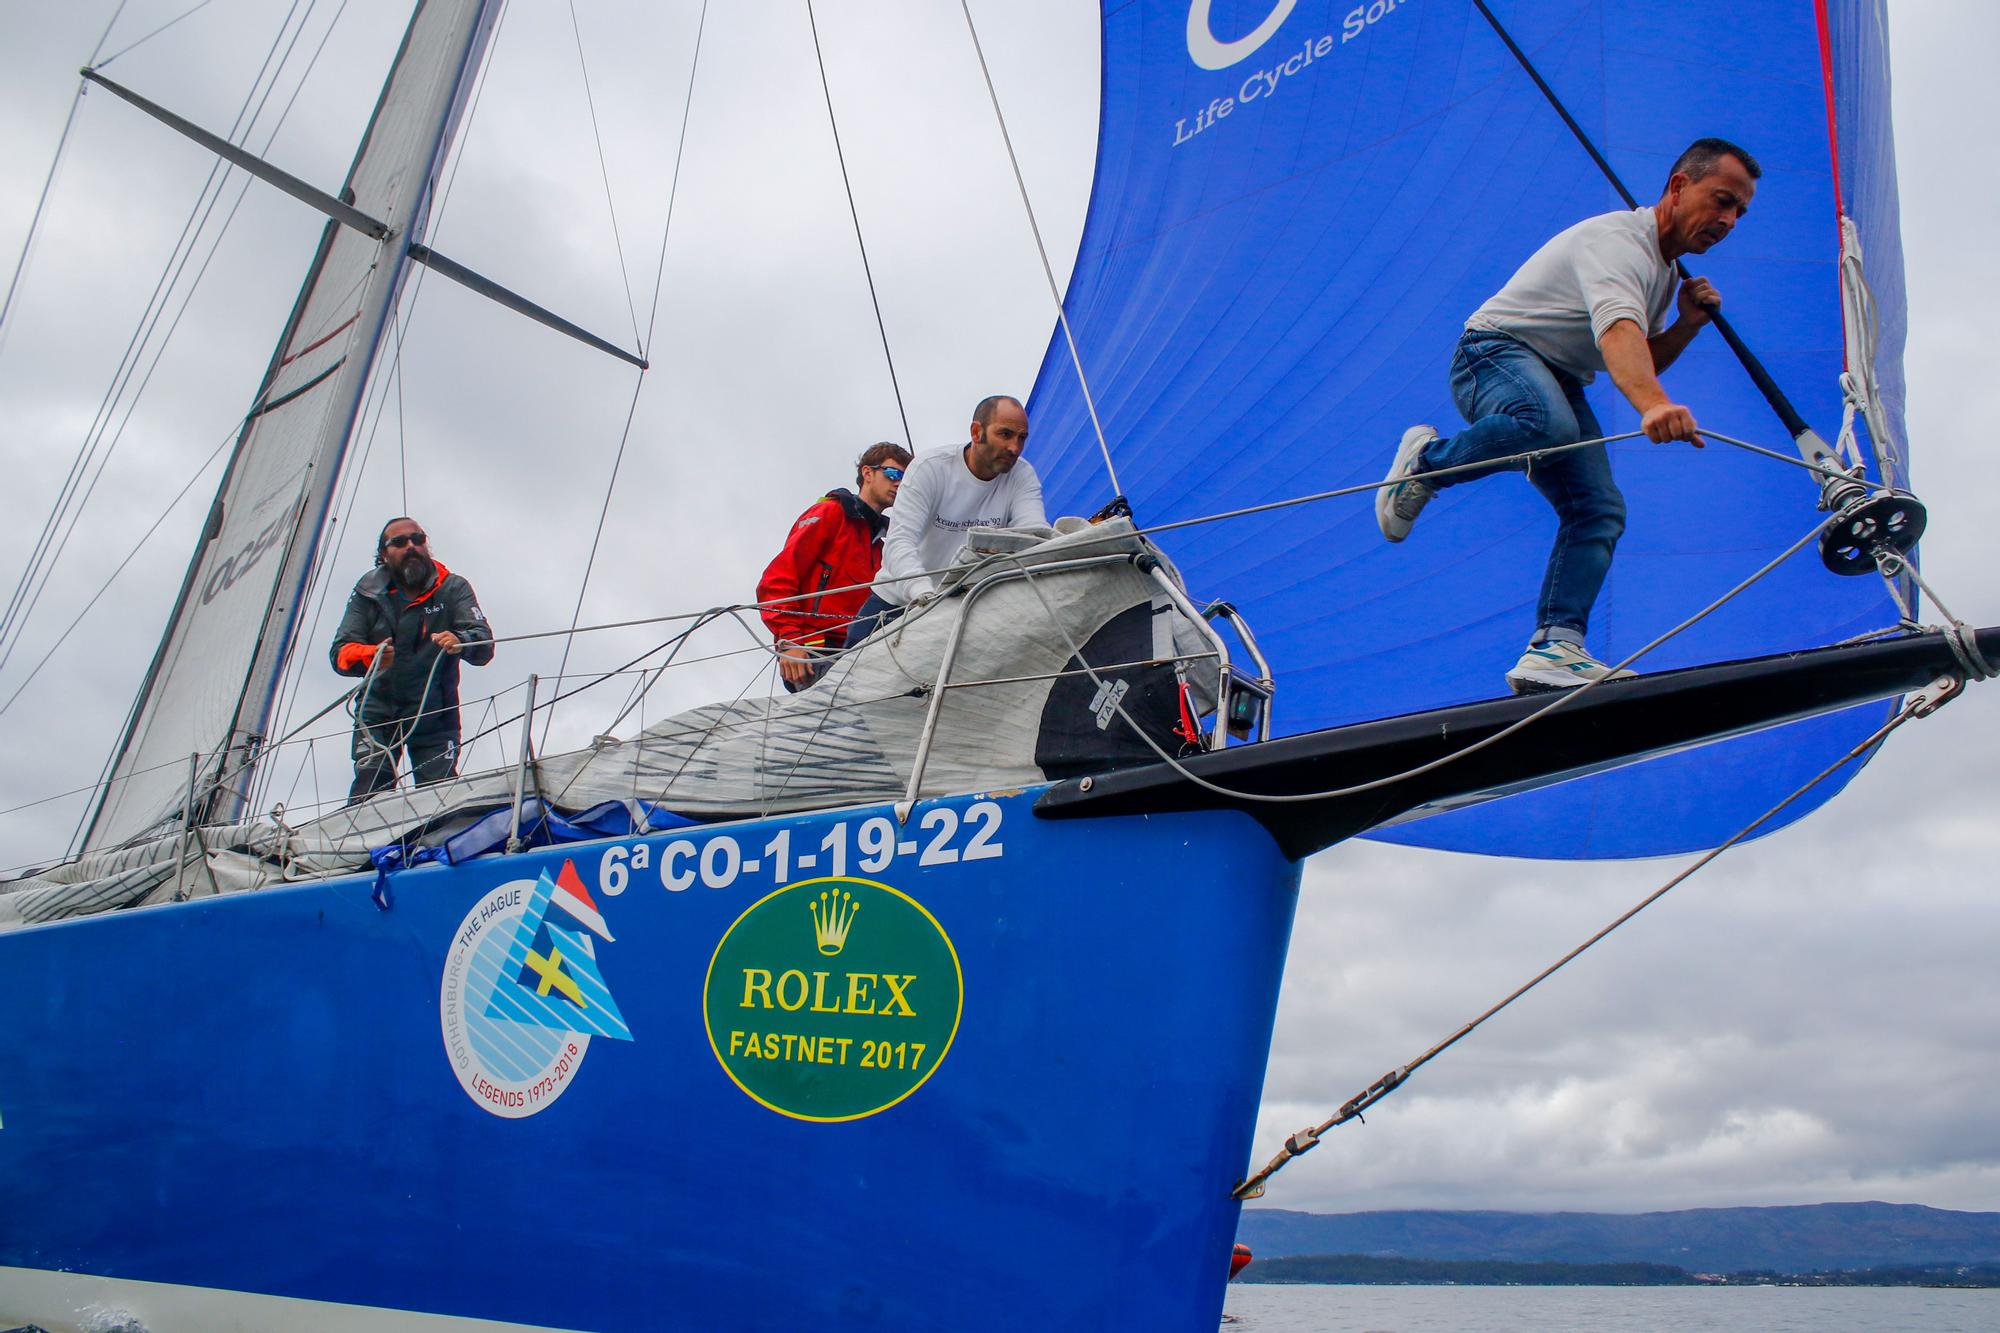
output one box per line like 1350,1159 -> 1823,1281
1203,600 -> 1275,741
898,553 -> 1147,816
1139,561 -> 1234,750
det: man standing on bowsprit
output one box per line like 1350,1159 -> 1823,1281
757,441 -> 913,692
330,517 -> 494,803
1377,137 -> 1758,694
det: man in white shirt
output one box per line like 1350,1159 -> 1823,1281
847,395 -> 1047,641
1376,137 -> 1759,694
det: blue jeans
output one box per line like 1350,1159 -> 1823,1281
843,592 -> 903,648
1421,330 -> 1626,645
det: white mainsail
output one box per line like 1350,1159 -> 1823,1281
84,0 -> 501,850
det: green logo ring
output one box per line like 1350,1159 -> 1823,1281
703,875 -> 963,1122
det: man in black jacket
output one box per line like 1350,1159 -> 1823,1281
330,517 -> 494,803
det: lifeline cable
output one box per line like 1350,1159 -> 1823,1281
442,423 -> 1887,658
932,515 -> 1838,811
235,420 -> 1897,823
22,419 -> 1904,850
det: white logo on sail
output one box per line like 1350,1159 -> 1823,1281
1186,0 -> 1300,70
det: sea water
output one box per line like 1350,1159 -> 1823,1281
1220,1283 -> 1998,1331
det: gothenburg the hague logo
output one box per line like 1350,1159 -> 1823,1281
705,877 -> 963,1123
439,857 -> 633,1118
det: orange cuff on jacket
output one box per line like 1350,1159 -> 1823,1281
336,641 -> 380,673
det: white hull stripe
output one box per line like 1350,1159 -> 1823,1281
0,1266 -> 588,1333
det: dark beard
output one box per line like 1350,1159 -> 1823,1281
393,554 -> 436,593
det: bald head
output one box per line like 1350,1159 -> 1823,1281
966,396 -> 1028,480
972,395 -> 1022,427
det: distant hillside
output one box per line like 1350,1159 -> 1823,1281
1236,1255 -> 2000,1288
1240,1255 -> 1698,1286
1236,1202 -> 2000,1274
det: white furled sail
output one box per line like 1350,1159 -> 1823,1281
84,0 -> 501,850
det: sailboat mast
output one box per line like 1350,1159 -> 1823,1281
81,0 -> 504,851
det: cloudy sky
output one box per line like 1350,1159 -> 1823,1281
2,0 -> 1996,1218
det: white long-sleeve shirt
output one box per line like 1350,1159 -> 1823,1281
874,446 -> 1047,605
1464,207 -> 1676,383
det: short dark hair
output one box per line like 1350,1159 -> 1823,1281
972,395 -> 1022,426
855,441 -> 912,487
1667,137 -> 1761,189
375,516 -> 418,564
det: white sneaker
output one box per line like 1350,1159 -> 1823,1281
1505,640 -> 1637,694
1376,425 -> 1438,542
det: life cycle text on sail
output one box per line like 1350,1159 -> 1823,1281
1173,0 -> 1416,148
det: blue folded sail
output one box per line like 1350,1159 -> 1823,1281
1029,0 -> 1908,857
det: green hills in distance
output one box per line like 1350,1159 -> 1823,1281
1235,1202 -> 2000,1286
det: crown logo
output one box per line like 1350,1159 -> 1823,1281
808,889 -> 859,956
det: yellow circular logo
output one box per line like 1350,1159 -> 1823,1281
703,877 -> 963,1122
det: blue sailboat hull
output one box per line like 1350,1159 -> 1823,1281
0,789 -> 1300,1330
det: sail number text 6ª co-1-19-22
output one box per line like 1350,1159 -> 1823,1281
594,801 -> 1005,897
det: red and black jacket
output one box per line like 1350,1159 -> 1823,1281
757,488 -> 886,652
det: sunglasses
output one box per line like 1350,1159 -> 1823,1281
384,532 -> 428,550
877,466 -> 905,482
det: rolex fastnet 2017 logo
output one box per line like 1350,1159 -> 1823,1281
440,858 -> 634,1118
704,877 -> 962,1123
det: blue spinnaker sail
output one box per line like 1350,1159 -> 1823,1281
1029,0 -> 1908,858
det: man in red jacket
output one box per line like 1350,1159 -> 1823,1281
758,441 -> 913,691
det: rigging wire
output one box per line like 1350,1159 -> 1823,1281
564,0 -> 644,352
37,2 -> 350,855
955,0 -> 1120,497
539,0 -> 709,751
1232,694 -> 1934,1200
95,0 -> 219,68
9,416 -> 1932,861
637,0 -> 707,361
2,0 -> 312,655
0,2 -> 130,354
804,0 -> 913,450
69,0 -> 354,838
0,0 -> 323,672
0,430 -> 234,720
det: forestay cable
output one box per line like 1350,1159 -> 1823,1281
1231,692 -> 1943,1200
